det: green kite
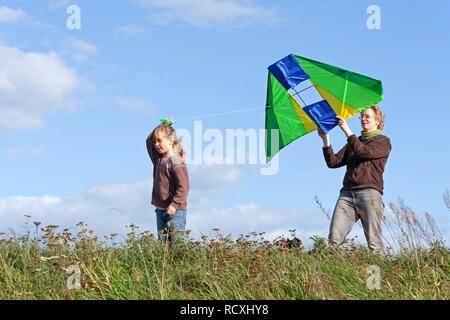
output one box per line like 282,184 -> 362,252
266,54 -> 383,161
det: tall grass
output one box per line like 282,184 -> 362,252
0,198 -> 448,300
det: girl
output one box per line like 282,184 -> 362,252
318,106 -> 391,254
146,119 -> 189,242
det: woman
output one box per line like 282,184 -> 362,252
318,106 -> 391,254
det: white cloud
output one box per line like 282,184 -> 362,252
2,170 -> 447,248
0,187 -> 324,244
115,24 -> 146,35
0,160 -> 331,245
0,164 -> 245,237
116,97 -> 157,115
5,146 -> 45,158
66,38 -> 98,55
0,44 -> 81,130
0,109 -> 44,129
139,0 -> 277,27
0,6 -> 26,23
48,0 -> 72,10
190,164 -> 242,192
187,201 -> 330,242
63,38 -> 98,63
0,181 -> 149,238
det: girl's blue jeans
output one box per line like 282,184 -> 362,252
155,208 -> 187,242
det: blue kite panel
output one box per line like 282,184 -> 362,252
303,100 -> 339,133
268,54 -> 309,90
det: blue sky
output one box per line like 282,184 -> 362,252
0,0 -> 449,246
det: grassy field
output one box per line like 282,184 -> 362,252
0,199 -> 448,300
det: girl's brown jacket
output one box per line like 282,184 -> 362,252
146,136 -> 189,210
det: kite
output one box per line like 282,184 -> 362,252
265,54 -> 383,161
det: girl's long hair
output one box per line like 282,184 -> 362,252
150,124 -> 186,159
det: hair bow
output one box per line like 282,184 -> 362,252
160,118 -> 176,125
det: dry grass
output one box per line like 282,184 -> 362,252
0,198 -> 448,300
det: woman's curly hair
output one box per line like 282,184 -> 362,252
369,105 -> 385,130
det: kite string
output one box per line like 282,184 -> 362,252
175,106 -> 266,123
